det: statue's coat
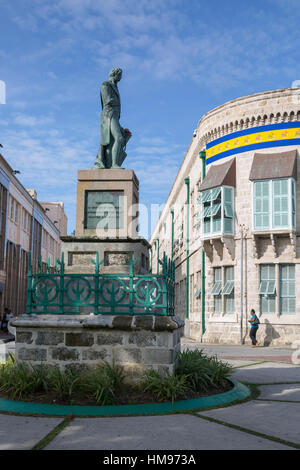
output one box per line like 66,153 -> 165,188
100,81 -> 121,146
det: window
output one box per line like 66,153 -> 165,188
14,202 -> 18,224
0,184 -> 7,269
259,265 -> 276,314
22,210 -> 31,233
211,266 -> 235,314
254,181 -> 269,229
10,197 -> 14,220
253,178 -> 295,231
194,271 -> 201,310
223,266 -> 234,314
200,186 -> 234,237
280,265 -> 296,314
50,236 -> 54,252
211,267 -> 222,314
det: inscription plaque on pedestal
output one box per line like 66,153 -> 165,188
84,190 -> 124,230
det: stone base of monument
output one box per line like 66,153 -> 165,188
12,314 -> 184,384
64,168 -> 151,276
61,236 -> 150,275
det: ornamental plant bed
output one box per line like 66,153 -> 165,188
0,350 -> 233,406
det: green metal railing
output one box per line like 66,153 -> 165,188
26,252 -> 175,316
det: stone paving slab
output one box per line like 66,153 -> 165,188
232,361 -> 300,383
258,384 -> 300,401
182,341 -> 294,361
45,414 -> 292,450
0,414 -> 63,450
199,400 -> 300,445
226,359 -> 265,368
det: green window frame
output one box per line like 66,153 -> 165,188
194,288 -> 201,299
211,187 -> 221,201
223,266 -> 234,314
254,181 -> 270,229
253,178 -> 296,231
292,179 -> 296,229
211,267 -> 222,314
280,264 -> 296,314
223,187 -> 234,234
201,186 -> 234,237
260,264 -> 276,314
273,179 -> 289,228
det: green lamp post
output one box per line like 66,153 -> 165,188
170,208 -> 174,260
184,177 -> 190,320
199,150 -> 206,337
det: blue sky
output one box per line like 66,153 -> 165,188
1,0 -> 300,236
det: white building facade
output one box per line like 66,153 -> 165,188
150,87 -> 300,346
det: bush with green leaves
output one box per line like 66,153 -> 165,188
48,367 -> 80,401
0,350 -> 232,404
83,362 -> 125,405
0,357 -> 125,405
175,349 -> 232,392
142,369 -> 189,403
0,355 -> 49,399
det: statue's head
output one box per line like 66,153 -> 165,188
109,67 -> 122,82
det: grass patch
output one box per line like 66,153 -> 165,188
194,413 -> 300,450
31,414 -> 74,450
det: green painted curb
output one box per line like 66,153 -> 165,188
0,379 -> 250,417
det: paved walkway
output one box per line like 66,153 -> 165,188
0,339 -> 299,450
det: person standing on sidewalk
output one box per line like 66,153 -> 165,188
1,308 -> 13,335
248,309 -> 260,347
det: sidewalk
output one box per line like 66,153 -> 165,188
0,340 -> 299,450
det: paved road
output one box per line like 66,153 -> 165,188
0,339 -> 299,450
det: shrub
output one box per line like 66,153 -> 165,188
0,355 -> 49,399
204,355 -> 232,388
82,362 -> 125,405
142,369 -> 189,403
48,367 -> 80,400
175,349 -> 232,392
0,351 -> 232,404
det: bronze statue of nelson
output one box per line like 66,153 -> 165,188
93,67 -> 131,169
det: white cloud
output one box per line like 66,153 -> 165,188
14,113 -> 54,127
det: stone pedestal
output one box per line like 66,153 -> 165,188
76,169 -> 139,238
12,314 -> 184,384
62,168 -> 149,275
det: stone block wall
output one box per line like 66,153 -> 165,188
12,315 -> 184,383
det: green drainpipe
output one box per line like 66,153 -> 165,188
170,208 -> 174,260
150,246 -> 152,273
156,238 -> 160,273
184,178 -> 190,320
199,150 -> 206,337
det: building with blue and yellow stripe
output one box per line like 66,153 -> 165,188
151,87 -> 300,346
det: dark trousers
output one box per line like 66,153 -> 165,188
0,321 -> 8,333
250,326 -> 258,345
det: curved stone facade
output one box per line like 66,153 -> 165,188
151,87 -> 300,346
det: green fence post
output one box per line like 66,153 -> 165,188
38,255 -> 42,274
91,252 -> 104,314
26,252 -> 32,314
59,252 -> 65,314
